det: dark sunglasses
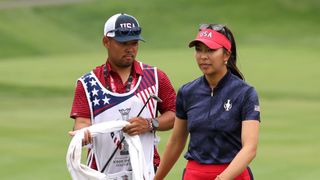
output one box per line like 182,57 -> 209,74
199,24 -> 231,40
108,27 -> 141,37
199,24 -> 225,32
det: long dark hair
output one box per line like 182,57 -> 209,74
218,25 -> 244,80
205,24 -> 245,80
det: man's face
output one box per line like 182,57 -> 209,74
103,37 -> 139,68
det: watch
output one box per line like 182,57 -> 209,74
151,118 -> 159,130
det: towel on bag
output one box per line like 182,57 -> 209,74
66,121 -> 148,180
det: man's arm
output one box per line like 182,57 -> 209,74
122,110 -> 175,136
156,110 -> 175,131
68,117 -> 92,145
72,117 -> 91,130
156,69 -> 176,131
123,69 -> 176,135
123,68 -> 176,136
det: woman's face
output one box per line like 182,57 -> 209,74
195,42 -> 230,76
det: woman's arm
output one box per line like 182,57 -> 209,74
154,117 -> 189,180
217,120 -> 260,180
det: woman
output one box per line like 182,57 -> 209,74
154,24 -> 260,180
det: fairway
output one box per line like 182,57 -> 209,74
1,0 -> 320,179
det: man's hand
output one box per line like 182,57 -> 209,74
122,117 -> 151,136
68,117 -> 92,146
68,129 -> 93,146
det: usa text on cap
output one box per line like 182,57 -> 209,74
189,29 -> 231,52
104,13 -> 144,42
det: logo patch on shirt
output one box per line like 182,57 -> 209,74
224,99 -> 232,111
119,108 -> 131,121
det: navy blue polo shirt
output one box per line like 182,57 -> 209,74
176,71 -> 260,164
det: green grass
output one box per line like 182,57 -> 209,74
0,96 -> 73,179
1,0 -> 320,179
253,99 -> 320,179
1,46 -> 320,179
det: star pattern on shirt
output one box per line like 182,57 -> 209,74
82,71 -> 138,117
89,79 -> 97,87
102,95 -> 111,105
92,88 -> 99,96
82,73 -> 113,109
93,97 -> 100,106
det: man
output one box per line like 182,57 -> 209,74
68,13 -> 176,179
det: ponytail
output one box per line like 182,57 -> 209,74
217,26 -> 245,80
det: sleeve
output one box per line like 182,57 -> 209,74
241,87 -> 261,122
70,80 -> 91,119
157,69 -> 176,114
176,87 -> 187,120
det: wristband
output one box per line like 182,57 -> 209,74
146,118 -> 159,131
146,118 -> 153,130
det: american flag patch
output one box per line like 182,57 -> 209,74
254,105 -> 260,112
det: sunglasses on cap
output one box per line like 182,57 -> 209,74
199,24 -> 232,40
199,23 -> 225,31
107,27 -> 141,37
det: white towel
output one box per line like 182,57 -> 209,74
66,121 -> 148,180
